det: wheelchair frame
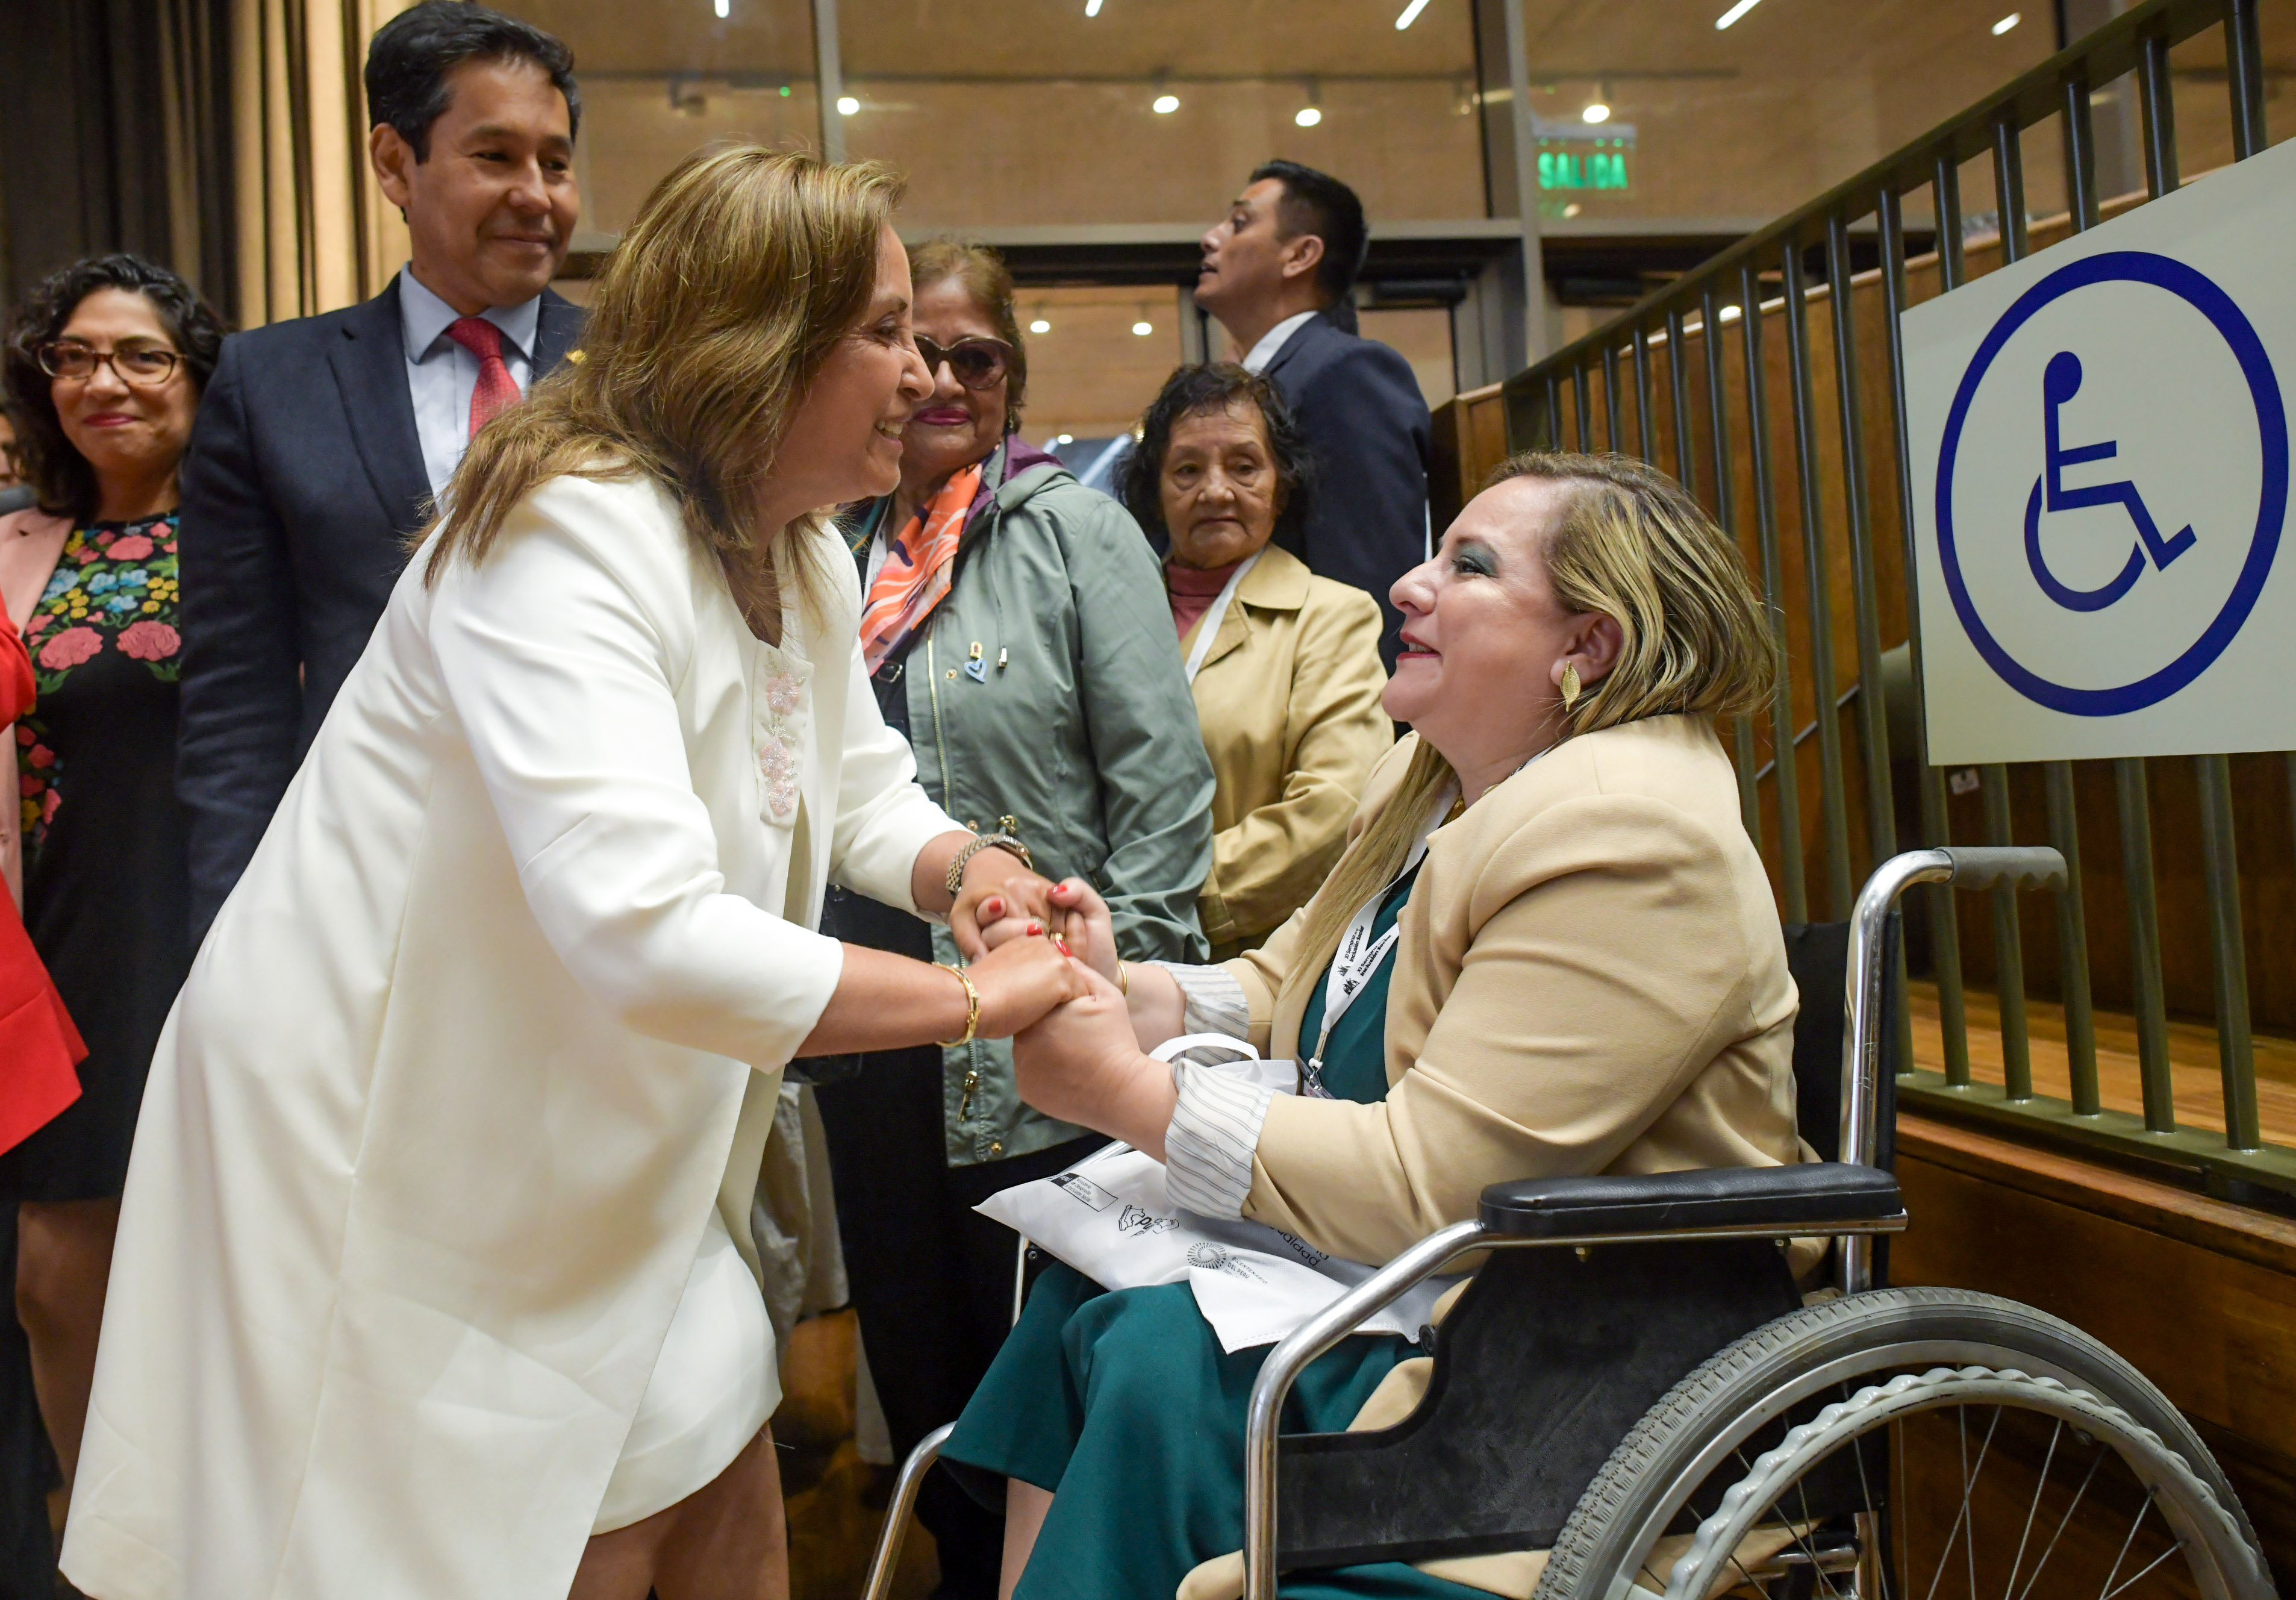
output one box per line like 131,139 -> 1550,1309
859,845 -> 2252,1600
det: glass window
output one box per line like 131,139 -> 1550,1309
1518,0 -> 2054,227
835,1 -> 1487,229
519,0 -> 821,240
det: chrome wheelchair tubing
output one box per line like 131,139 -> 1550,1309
859,1422 -> 953,1600
1841,847 -> 1951,1293
1243,1219 -> 1488,1599
1238,1213 -> 1911,1600
1841,846 -> 2064,1294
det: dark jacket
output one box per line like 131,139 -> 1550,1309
1259,308 -> 1433,668
840,439 -> 1214,1164
175,276 -> 584,937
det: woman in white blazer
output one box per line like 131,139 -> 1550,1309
61,148 -> 1086,1600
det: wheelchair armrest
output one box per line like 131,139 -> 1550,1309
1477,1163 -> 1903,1238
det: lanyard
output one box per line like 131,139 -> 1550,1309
1303,784 -> 1456,1098
1181,551 -> 1262,684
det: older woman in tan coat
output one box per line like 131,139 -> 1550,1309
1119,365 -> 1391,957
946,449 -> 1802,1600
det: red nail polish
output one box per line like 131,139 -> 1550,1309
1026,921 -> 1043,936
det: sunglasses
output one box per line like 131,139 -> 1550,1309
916,334 -> 1011,392
38,340 -> 184,386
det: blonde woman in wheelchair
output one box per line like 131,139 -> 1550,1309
944,451 -> 1809,1600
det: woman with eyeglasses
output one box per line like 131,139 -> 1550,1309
0,254 -> 223,1496
812,238 -> 1212,1595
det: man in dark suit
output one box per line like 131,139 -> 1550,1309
178,1 -> 584,936
1195,160 -> 1432,669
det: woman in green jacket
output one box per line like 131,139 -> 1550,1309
813,239 -> 1213,1595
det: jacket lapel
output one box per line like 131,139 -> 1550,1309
327,278 -> 435,533
1257,311 -> 1332,384
532,287 -> 585,375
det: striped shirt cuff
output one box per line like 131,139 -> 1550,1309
1148,961 -> 1250,1042
1165,1063 -> 1274,1219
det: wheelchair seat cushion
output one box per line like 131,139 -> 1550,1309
1479,1162 -> 1901,1237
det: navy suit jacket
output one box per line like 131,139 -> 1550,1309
176,276 -> 584,937
1258,310 -> 1432,667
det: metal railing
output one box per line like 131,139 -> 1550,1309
1502,0 -> 2296,1202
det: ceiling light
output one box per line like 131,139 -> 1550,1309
1992,11 -> 2021,33
1056,433 -> 1075,444
1394,0 -> 1432,27
1085,0 -> 1103,12
836,95 -> 858,115
1581,99 -> 1610,124
1030,319 -> 1051,333
1718,304 -> 1742,322
713,0 -> 728,16
1562,202 -> 1582,217
1132,320 -> 1155,336
1715,0 -> 1763,28
1152,93 -> 1179,114
1296,105 -> 1321,127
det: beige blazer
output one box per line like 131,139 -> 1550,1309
0,507 -> 70,908
1181,545 -> 1392,954
1225,714 -> 1802,1266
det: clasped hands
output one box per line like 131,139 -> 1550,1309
952,868 -> 1180,1159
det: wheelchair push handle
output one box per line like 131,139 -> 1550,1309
1937,845 -> 2067,892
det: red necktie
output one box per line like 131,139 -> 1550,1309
445,316 -> 520,436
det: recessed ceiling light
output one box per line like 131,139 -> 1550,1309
1718,304 -> 1743,322
1992,11 -> 2021,33
1582,99 -> 1611,124
1295,106 -> 1322,127
1152,93 -> 1180,114
713,0 -> 729,16
1056,433 -> 1075,443
1085,0 -> 1102,12
836,95 -> 858,115
1030,319 -> 1051,334
1563,202 -> 1582,217
1715,0 -> 1762,28
1394,0 -> 1432,27
1132,320 -> 1154,336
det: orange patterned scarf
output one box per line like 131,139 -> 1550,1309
857,461 -> 985,673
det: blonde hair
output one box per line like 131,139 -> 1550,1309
1280,449 -> 1776,1013
420,144 -> 907,627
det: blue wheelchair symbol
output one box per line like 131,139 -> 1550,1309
1935,250 -> 2287,717
2023,349 -> 2197,612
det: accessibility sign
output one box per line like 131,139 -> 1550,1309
1903,136 -> 2296,763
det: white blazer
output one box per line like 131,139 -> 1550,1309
61,472 -> 958,1600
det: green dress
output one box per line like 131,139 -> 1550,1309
944,868 -> 1487,1599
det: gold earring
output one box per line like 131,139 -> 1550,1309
1560,662 -> 1582,710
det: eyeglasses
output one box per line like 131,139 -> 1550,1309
915,334 -> 1011,392
37,340 -> 183,386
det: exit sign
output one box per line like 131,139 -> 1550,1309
1532,114 -> 1634,195
1538,143 -> 1630,191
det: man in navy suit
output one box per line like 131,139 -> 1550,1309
1194,160 -> 1432,669
176,1 -> 585,937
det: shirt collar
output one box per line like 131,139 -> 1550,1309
1240,310 -> 1318,375
398,266 -> 543,362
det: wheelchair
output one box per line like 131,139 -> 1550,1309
861,847 -> 2277,1600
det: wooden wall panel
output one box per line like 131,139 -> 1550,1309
1895,1114 -> 2296,1587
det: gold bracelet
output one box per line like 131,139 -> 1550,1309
1115,959 -> 1129,996
936,962 -> 981,1048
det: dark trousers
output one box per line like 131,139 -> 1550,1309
816,1049 -> 1097,1598
0,1213 -> 54,1598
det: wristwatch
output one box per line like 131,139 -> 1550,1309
946,832 -> 1034,897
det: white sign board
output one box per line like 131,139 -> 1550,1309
1903,137 -> 2296,764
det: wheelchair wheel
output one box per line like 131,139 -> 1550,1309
1532,1287 -> 2273,1600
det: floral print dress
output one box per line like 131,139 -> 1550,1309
0,511 -> 193,1199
